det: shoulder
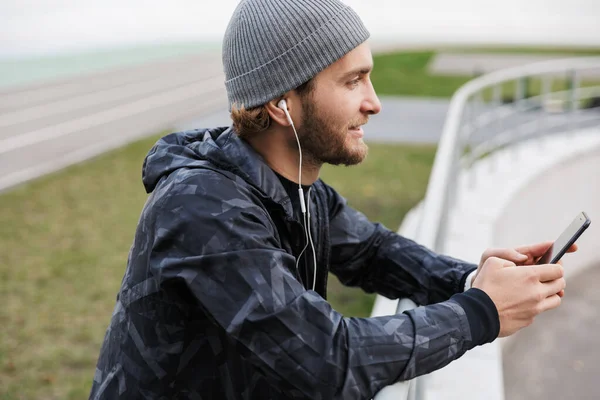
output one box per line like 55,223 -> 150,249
153,167 -> 264,214
146,168 -> 280,254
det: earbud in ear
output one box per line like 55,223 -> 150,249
277,99 -> 293,126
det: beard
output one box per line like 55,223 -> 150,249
294,96 -> 368,167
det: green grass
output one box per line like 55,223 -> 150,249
372,51 -> 473,97
0,133 -> 436,399
371,47 -> 600,98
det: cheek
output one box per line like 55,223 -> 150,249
314,88 -> 355,123
338,96 -> 363,122
329,103 -> 356,130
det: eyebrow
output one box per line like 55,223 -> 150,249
339,66 -> 373,81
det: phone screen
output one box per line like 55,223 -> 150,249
537,213 -> 589,264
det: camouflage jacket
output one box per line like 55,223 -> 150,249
90,127 -> 498,400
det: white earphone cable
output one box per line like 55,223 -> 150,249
279,99 -> 317,291
295,211 -> 310,273
306,187 -> 317,291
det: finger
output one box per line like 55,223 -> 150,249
541,278 -> 566,298
516,241 -> 554,259
558,289 -> 565,298
484,256 -> 516,268
566,243 -> 578,253
538,293 -> 562,313
532,264 -> 564,282
484,248 -> 528,263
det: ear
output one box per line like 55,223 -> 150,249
265,98 -> 293,127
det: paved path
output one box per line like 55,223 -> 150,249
502,263 -> 600,400
0,52 -> 227,192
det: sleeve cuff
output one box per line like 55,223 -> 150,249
451,288 -> 500,346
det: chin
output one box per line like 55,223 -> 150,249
339,142 -> 368,166
351,139 -> 368,156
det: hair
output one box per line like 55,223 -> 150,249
231,79 -> 315,140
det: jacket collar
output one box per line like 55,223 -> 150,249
214,128 -> 295,219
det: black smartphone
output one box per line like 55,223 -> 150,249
536,211 -> 591,265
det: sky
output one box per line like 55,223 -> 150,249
2,0 -> 600,58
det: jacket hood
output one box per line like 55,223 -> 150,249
142,127 -> 293,213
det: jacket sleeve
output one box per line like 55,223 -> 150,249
148,171 -> 490,399
324,182 -> 477,306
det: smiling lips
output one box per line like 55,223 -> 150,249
348,120 -> 368,137
348,126 -> 364,138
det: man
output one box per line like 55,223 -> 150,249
89,0 -> 572,399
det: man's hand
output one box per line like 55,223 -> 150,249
473,242 -> 578,297
472,257 -> 566,337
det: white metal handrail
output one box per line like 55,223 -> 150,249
422,57 -> 600,253
374,56 -> 600,400
461,85 -> 600,143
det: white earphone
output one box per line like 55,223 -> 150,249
278,100 -> 304,210
277,98 -> 317,291
278,99 -> 292,124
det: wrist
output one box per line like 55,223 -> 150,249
464,269 -> 478,292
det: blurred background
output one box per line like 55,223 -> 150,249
1,1 -> 600,399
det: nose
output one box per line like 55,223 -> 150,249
362,79 -> 382,115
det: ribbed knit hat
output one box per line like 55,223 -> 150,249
222,0 -> 370,109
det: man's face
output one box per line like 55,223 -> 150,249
295,42 -> 382,166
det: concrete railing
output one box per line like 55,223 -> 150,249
373,57 -> 600,400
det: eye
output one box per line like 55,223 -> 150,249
348,77 -> 361,88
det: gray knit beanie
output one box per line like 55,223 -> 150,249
222,0 -> 370,110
